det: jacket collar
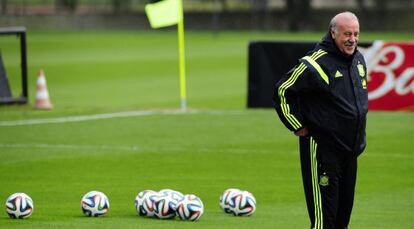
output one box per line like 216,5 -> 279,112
315,32 -> 357,63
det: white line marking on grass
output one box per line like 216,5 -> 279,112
0,109 -> 245,127
0,143 -> 140,152
0,109 -> 186,126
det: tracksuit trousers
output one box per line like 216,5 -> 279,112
299,136 -> 358,229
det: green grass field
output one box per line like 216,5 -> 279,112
0,30 -> 414,228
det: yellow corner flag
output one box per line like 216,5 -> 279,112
145,0 -> 182,29
145,0 -> 188,111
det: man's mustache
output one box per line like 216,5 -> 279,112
345,40 -> 357,46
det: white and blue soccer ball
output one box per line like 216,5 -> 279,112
5,193 -> 34,219
135,190 -> 158,217
219,188 -> 240,214
228,190 -> 256,216
159,189 -> 184,204
81,191 -> 109,217
176,194 -> 204,221
153,193 -> 176,219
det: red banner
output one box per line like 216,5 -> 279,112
362,41 -> 414,111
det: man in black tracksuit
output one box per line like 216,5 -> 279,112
273,12 -> 368,229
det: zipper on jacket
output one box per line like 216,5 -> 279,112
348,64 -> 360,154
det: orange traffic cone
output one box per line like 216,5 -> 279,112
34,69 -> 53,110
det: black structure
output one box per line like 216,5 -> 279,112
247,41 -> 315,108
0,53 -> 12,98
0,26 -> 28,105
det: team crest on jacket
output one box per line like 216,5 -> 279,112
357,63 -> 365,77
319,173 -> 329,186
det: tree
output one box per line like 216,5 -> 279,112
286,0 -> 311,31
251,0 -> 270,30
111,0 -> 131,14
1,0 -> 7,15
55,0 -> 78,14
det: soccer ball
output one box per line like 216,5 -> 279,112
135,190 -> 158,217
5,193 -> 34,219
81,191 -> 109,217
228,191 -> 256,216
153,193 -> 176,219
176,194 -> 204,221
159,189 -> 184,204
219,188 -> 240,213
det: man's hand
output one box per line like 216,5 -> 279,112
294,127 -> 309,137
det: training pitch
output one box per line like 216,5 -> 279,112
0,31 -> 413,228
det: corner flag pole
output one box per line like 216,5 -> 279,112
145,0 -> 187,111
177,0 -> 187,111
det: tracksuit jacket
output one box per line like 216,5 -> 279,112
273,32 -> 368,157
